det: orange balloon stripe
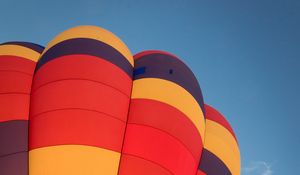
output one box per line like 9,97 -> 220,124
205,105 -> 237,141
203,119 -> 240,175
29,145 -> 121,175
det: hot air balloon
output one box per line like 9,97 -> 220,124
0,42 -> 44,175
198,105 -> 241,175
0,25 -> 240,175
29,26 -> 133,175
118,50 -> 205,175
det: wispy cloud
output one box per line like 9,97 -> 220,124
243,161 -> 273,175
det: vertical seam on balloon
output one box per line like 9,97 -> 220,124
28,61 -> 38,175
116,80 -> 133,175
197,118 -> 207,175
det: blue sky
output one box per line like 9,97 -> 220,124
1,0 -> 299,174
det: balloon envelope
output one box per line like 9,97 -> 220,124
0,26 -> 240,175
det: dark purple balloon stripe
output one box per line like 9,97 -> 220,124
199,149 -> 231,175
0,120 -> 28,156
134,53 -> 205,112
36,38 -> 133,77
0,41 -> 44,53
0,152 -> 28,175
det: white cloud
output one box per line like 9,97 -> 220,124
243,161 -> 273,175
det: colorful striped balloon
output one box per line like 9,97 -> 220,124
29,26 -> 133,175
198,104 -> 241,175
118,51 -> 205,175
0,25 -> 241,175
0,42 -> 43,175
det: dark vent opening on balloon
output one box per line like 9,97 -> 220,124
133,67 -> 146,76
169,69 -> 173,74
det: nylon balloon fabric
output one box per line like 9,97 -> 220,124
0,42 -> 44,175
0,26 -> 240,175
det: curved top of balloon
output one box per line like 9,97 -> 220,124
0,25 -> 240,175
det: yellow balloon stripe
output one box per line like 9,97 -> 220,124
0,45 -> 40,62
41,26 -> 133,66
29,145 -> 120,175
204,119 -> 241,175
131,78 -> 205,142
